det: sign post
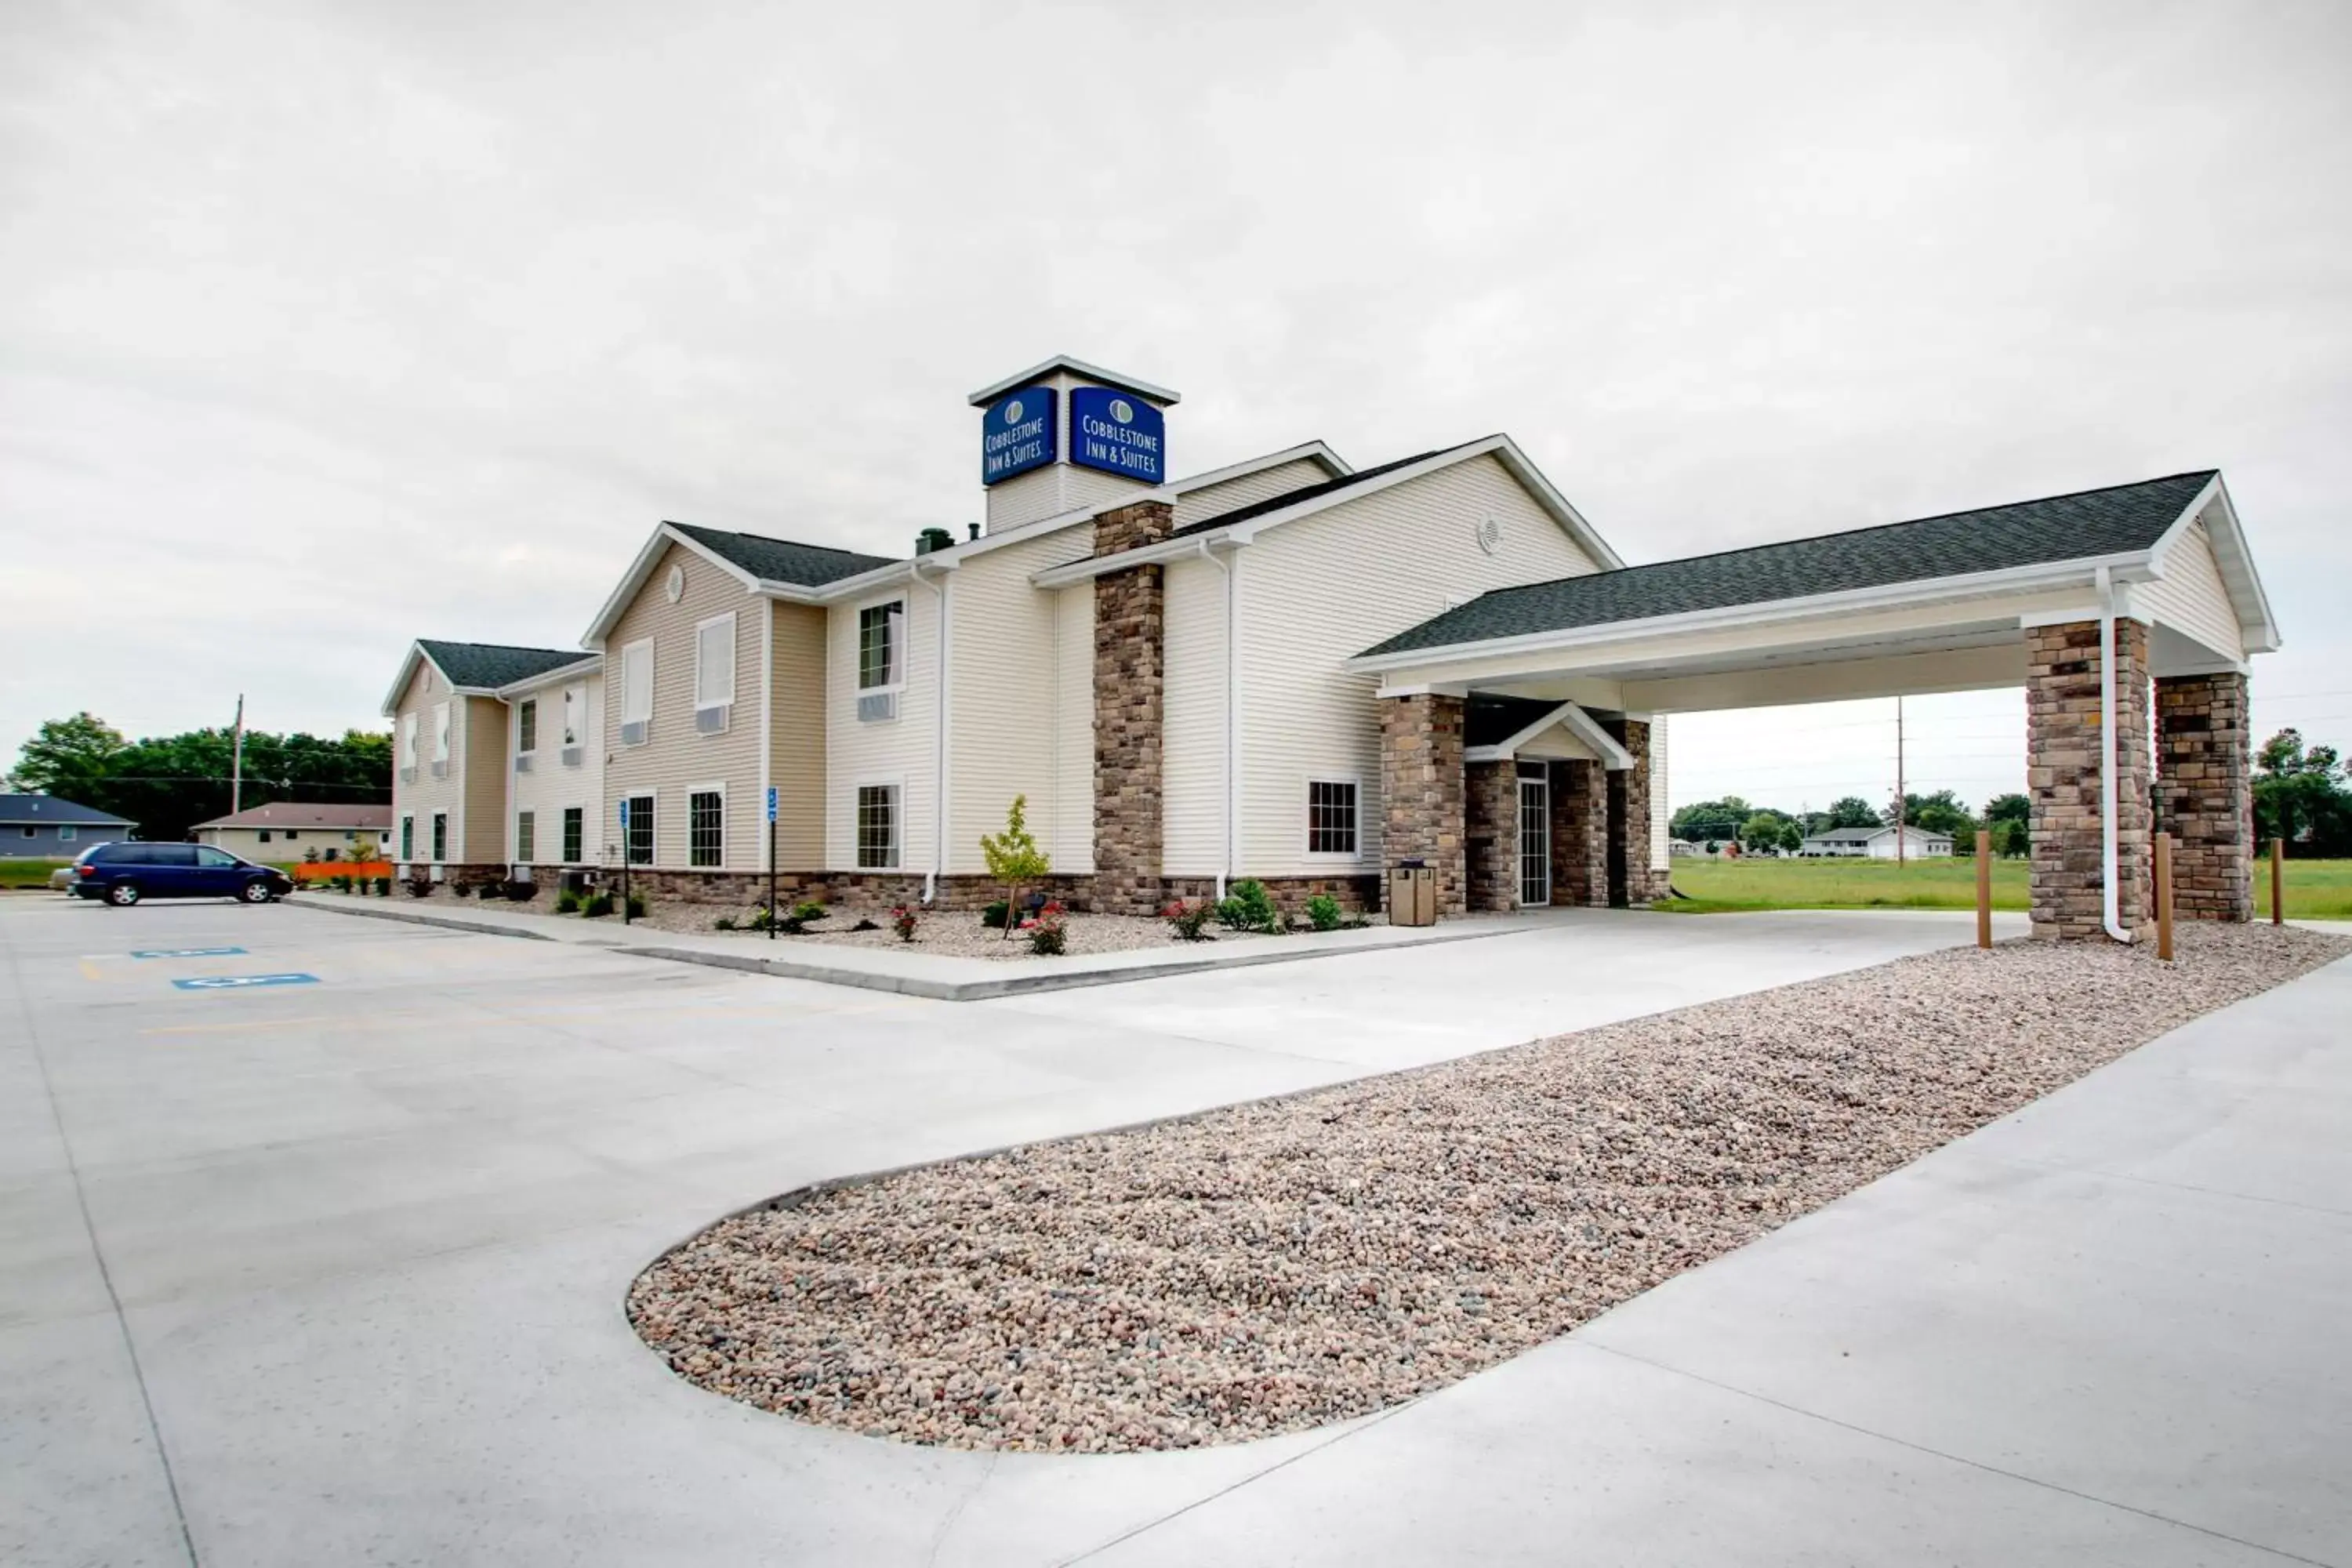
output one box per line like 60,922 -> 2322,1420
765,786 -> 779,941
1974,829 -> 1992,949
618,798 -> 631,927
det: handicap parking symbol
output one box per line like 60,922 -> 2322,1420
171,973 -> 319,991
132,947 -> 248,960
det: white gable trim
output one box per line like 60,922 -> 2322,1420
2145,474 -> 2280,654
493,655 -> 603,700
967,355 -> 1181,407
379,641 -> 498,717
1029,434 -> 1624,589
582,524 -> 764,650
1463,702 -> 1634,770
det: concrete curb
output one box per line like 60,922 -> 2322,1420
288,895 -> 1528,1000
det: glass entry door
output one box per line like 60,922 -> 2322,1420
1518,770 -> 1550,906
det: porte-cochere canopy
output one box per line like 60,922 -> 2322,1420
1351,473 -> 2277,939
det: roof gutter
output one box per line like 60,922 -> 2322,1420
2097,565 -> 2134,946
911,561 -> 953,904
1195,538 -> 1242,900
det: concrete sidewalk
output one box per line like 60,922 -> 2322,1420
286,890 -> 1568,1000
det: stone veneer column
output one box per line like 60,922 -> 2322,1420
2156,670 -> 2252,921
1092,499 -> 1174,915
1464,760 -> 1518,913
1379,692 -> 1467,916
2027,619 -> 2152,939
1600,719 -> 1659,907
1550,758 -> 1608,907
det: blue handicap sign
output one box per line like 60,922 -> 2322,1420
132,947 -> 247,960
619,799 -> 630,829
172,973 -> 319,992
765,786 -> 778,824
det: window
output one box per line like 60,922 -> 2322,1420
695,613 -> 735,726
18,826 -> 33,839
399,713 -> 418,775
195,846 -> 238,868
561,684 -> 583,746
625,794 -> 655,865
257,830 -> 271,844
401,816 -> 414,860
1307,779 -> 1359,856
430,812 -> 448,862
688,789 -> 723,867
517,699 -> 538,754
561,807 -> 583,864
432,702 -> 451,762
619,641 -> 653,744
285,830 -> 299,840
858,601 -> 902,721
517,811 -> 536,862
59,826 -> 75,842
856,784 -> 898,869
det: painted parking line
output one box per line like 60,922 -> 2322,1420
132,946 -> 249,959
171,974 -> 320,992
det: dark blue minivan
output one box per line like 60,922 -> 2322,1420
71,843 -> 292,906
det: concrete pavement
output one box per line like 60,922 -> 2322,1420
2,895 -> 2340,1566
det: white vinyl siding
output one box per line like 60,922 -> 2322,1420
389,660 -> 466,873
506,673 -> 602,876
2140,519 -> 2244,662
1648,717 -> 1671,873
1227,454 -> 1606,876
695,613 -> 736,713
1171,456 -> 1336,529
1053,581 -> 1095,874
827,590 -> 937,873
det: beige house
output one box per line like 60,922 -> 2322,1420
376,354 -> 2278,936
194,803 -> 393,862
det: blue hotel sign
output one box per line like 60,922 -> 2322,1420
1069,386 -> 1165,485
981,386 -> 1058,485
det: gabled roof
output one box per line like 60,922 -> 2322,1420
383,639 -> 585,715
1806,824 -> 1947,842
666,524 -> 899,587
1363,471 -> 2220,659
0,793 -> 132,826
1169,445 -> 1460,539
195,802 -> 393,831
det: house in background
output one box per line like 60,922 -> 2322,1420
0,793 -> 134,857
1799,824 -> 1955,859
193,803 -> 394,862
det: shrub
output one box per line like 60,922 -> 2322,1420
1162,899 -> 1216,942
1027,900 -> 1067,956
554,889 -> 582,914
506,880 -> 540,902
891,904 -> 919,943
713,915 -> 737,931
981,900 -> 1010,929
1216,878 -> 1279,934
405,877 -> 434,898
330,874 -> 351,891
980,794 -> 1053,942
373,877 -> 391,896
626,893 -> 647,920
1305,893 -> 1343,932
583,891 -> 615,918
790,899 -> 826,923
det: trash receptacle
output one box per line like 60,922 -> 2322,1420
1387,862 -> 1437,927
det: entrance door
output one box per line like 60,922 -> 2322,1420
1518,770 -> 1550,906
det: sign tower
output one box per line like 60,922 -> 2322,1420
967,354 -> 1181,533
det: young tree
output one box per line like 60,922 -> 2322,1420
2253,728 -> 2351,855
979,794 -> 1052,940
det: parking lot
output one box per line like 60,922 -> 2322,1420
5,894 -> 2344,1566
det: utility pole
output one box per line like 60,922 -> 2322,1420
230,694 -> 246,816
1895,695 -> 1907,867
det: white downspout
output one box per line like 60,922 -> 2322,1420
1198,540 -> 1238,901
915,564 -> 951,904
2097,565 -> 2133,944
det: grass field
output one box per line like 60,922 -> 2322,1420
0,859 -> 72,890
1658,855 -> 2352,920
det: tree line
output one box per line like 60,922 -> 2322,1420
9,712 -> 391,844
1671,728 -> 2352,859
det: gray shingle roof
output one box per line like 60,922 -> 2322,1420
0,793 -> 133,826
670,523 -> 899,586
1363,471 -> 2217,659
1169,442 -> 1472,539
418,640 -> 589,690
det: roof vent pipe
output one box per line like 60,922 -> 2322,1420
967,522 -> 982,541
914,526 -> 954,556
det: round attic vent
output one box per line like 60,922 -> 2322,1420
665,564 -> 684,603
1475,515 -> 1502,555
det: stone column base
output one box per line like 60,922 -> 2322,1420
2027,619 -> 2152,939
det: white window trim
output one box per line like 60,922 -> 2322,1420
619,638 -> 655,736
1304,774 -> 1365,860
559,803 -> 586,866
58,826 -> 76,842
684,780 -> 728,869
855,596 -> 907,696
515,696 -> 539,757
622,788 -> 659,867
430,811 -> 449,863
853,775 -> 904,872
694,612 -> 738,713
515,808 -> 537,865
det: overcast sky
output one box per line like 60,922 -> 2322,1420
5,0 -> 2347,814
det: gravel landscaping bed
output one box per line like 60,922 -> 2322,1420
621,901 -> 1293,960
630,923 -> 2348,1454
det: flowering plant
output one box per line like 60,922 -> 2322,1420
1028,899 -> 1068,956
1161,899 -> 1215,942
890,904 -> 919,943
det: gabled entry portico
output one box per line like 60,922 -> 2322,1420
1358,473 -> 2278,938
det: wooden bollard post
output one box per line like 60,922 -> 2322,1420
2272,837 -> 2285,927
2154,830 -> 2173,962
1974,829 -> 1992,949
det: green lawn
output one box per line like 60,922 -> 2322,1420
0,858 -> 73,890
1657,855 -> 2352,920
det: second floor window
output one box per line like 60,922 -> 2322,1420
517,699 -> 537,753
858,601 -> 903,722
